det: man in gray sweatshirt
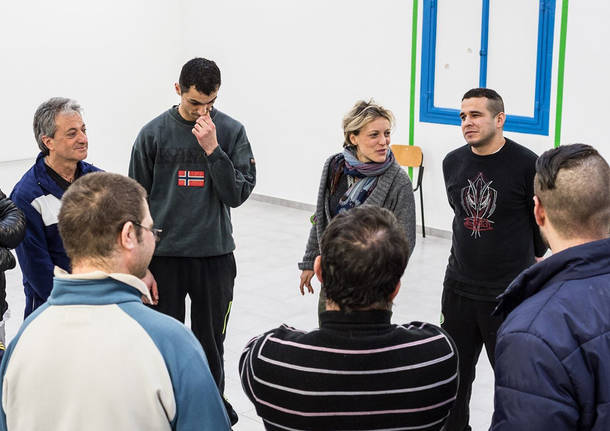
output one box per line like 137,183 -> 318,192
129,57 -> 256,425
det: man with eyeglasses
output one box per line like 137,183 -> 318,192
10,97 -> 102,318
0,172 -> 231,430
129,57 -> 256,425
131,221 -> 162,242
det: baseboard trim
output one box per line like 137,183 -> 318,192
0,157 -> 36,166
420,226 -> 452,239
250,193 -> 452,239
250,193 -> 316,212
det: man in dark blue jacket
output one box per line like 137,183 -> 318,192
491,144 -> 610,430
10,98 -> 101,317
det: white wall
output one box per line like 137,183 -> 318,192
561,1 -> 610,161
412,0 -> 561,232
179,0 -> 610,232
0,0 -> 186,176
179,0 -> 416,207
2,0 -> 609,232
414,0 -> 610,231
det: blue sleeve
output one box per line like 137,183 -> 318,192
0,348 -> 6,431
0,304 -> 50,431
491,331 -> 579,430
11,193 -> 55,300
118,303 -> 230,430
171,347 -> 231,430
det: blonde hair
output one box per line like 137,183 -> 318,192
342,99 -> 394,148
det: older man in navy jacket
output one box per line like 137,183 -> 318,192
491,144 -> 610,430
10,98 -> 100,318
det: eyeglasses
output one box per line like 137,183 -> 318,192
130,221 -> 162,242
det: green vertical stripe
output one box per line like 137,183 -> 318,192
408,0 -> 419,179
554,0 -> 569,148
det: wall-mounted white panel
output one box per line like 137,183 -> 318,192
486,0 -> 538,116
434,0 -> 482,109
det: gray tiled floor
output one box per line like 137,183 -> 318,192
3,197 -> 494,430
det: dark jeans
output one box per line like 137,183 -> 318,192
148,254 -> 237,421
24,289 -> 46,319
441,287 -> 504,431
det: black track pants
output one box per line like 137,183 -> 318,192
441,287 -> 504,431
148,254 -> 236,396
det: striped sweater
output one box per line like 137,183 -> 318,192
240,310 -> 458,430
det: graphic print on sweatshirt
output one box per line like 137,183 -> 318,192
177,170 -> 205,187
460,172 -> 497,238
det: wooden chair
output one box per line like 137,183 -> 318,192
391,144 -> 426,237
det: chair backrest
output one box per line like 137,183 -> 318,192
391,145 -> 423,168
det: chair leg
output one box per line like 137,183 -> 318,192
420,186 -> 425,238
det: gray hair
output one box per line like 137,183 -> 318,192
33,97 -> 82,155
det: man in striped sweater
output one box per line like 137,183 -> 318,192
240,206 -> 458,430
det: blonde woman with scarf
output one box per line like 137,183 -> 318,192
298,100 -> 416,313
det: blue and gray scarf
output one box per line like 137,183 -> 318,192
336,148 -> 395,213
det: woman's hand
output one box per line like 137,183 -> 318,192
299,270 -> 315,295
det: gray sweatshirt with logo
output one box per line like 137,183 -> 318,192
129,107 -> 256,257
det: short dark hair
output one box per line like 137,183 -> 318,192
59,172 -> 147,265
179,57 -> 221,95
462,88 -> 505,117
320,206 -> 410,311
535,144 -> 610,239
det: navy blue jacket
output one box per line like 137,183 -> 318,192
491,238 -> 610,430
10,153 -> 100,305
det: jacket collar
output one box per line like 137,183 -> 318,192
495,238 -> 610,317
320,309 -> 392,330
33,152 -> 96,198
50,267 -> 151,305
34,153 -> 64,198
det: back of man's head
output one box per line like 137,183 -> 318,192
179,57 -> 221,95
59,172 -> 147,266
535,143 -> 610,240
320,206 -> 410,311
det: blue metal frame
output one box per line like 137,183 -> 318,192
420,0 -> 556,136
479,0 -> 490,87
